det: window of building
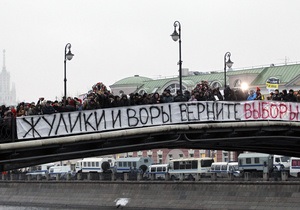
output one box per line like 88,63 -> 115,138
234,79 -> 242,88
211,81 -> 222,89
164,83 -> 186,95
138,89 -> 146,95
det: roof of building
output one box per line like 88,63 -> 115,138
112,75 -> 153,86
110,63 -> 300,94
251,64 -> 300,85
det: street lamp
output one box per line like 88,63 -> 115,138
64,43 -> 74,106
171,21 -> 183,94
224,52 -> 233,89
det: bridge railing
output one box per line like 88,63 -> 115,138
0,116 -> 16,143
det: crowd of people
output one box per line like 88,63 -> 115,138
1,81 -> 300,120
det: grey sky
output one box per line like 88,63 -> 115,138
0,0 -> 300,103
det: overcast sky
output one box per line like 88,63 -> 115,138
1,0 -> 300,103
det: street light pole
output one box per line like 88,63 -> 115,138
224,52 -> 233,89
64,43 -> 74,106
171,21 -> 182,94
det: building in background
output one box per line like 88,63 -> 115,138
0,50 -> 16,106
109,63 -> 300,97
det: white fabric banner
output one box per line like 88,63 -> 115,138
16,101 -> 300,140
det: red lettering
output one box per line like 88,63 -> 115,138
289,104 -> 299,121
261,102 -> 269,119
252,102 -> 261,119
244,103 -> 252,119
270,104 -> 279,118
279,103 -> 287,119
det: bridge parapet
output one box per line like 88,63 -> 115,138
1,101 -> 300,171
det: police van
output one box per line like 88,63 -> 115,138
210,162 -> 240,177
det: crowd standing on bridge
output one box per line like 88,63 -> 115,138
1,81 -> 300,119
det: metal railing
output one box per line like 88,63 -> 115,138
0,116 -> 16,143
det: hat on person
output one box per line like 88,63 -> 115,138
256,87 -> 261,91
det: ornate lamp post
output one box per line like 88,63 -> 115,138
64,43 -> 74,106
224,52 -> 233,88
171,21 -> 183,94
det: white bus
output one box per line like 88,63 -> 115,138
210,162 -> 240,177
168,157 -> 214,180
75,157 -> 115,173
115,157 -> 153,173
289,157 -> 300,177
146,164 -> 170,179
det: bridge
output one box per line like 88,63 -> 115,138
1,100 -> 300,171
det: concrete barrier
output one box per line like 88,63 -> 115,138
111,173 -> 115,181
196,173 -> 200,181
76,173 -> 82,180
281,171 -> 289,181
124,173 -> 128,181
1,181 -> 300,209
244,172 -> 251,181
227,173 -> 234,181
211,173 -> 217,181
263,172 -> 269,181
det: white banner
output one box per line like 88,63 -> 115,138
16,101 -> 300,140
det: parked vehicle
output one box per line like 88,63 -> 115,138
273,155 -> 290,170
168,157 -> 214,180
210,162 -> 240,177
238,153 -> 273,173
289,157 -> 300,177
75,157 -> 115,173
115,157 -> 153,173
49,165 -> 73,179
145,164 -> 170,179
238,153 -> 289,175
26,163 -> 56,178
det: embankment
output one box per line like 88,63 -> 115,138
0,181 -> 300,209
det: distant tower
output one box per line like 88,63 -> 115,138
0,50 -> 16,105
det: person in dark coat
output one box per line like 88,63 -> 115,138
285,89 -> 297,102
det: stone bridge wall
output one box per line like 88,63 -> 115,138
0,181 -> 300,209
